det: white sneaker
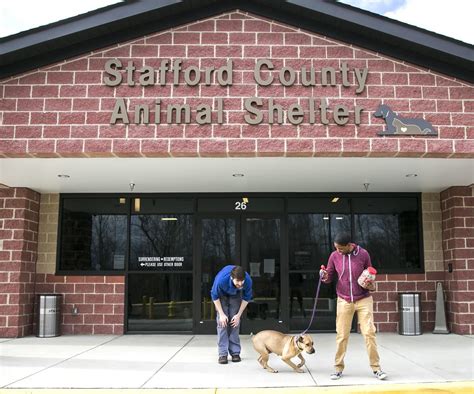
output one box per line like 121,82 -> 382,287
374,370 -> 387,380
330,371 -> 343,380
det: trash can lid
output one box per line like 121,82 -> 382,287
37,294 -> 62,297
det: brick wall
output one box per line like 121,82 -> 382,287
441,185 -> 474,334
0,11 -> 472,159
372,193 -> 444,332
34,274 -> 124,335
0,187 -> 40,337
34,193 -> 125,335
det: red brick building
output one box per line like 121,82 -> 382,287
0,0 -> 473,338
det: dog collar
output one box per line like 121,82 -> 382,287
294,336 -> 303,350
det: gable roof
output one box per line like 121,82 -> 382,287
1,0 -> 473,82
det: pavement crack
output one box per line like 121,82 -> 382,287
140,335 -> 195,388
305,363 -> 318,386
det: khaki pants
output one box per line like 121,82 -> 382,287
334,296 -> 380,372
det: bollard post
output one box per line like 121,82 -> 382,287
141,295 -> 148,317
168,300 -> 176,318
148,297 -> 154,319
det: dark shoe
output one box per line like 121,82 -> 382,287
218,356 -> 228,364
231,354 -> 241,362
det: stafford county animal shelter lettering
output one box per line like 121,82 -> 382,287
104,59 -> 368,126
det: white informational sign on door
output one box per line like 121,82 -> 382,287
264,259 -> 275,274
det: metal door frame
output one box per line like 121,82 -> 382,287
193,213 -> 241,334
193,212 -> 288,334
239,212 -> 288,334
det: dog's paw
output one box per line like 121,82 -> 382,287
295,368 -> 305,373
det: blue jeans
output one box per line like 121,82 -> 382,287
217,294 -> 242,357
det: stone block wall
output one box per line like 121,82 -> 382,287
441,185 -> 474,334
0,188 -> 40,337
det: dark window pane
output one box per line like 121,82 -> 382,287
246,218 -> 280,321
288,213 -> 338,331
59,198 -> 127,271
129,214 -> 193,271
201,218 -> 238,320
288,213 -> 350,270
127,273 -> 193,332
330,214 -> 351,245
354,212 -> 421,271
289,214 -> 330,270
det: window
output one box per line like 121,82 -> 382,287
287,195 -> 422,273
58,197 -> 127,272
353,197 -> 421,272
129,214 -> 193,271
287,213 -> 348,330
127,273 -> 193,332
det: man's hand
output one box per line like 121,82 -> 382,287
320,265 -> 328,281
218,313 -> 228,327
230,314 -> 241,328
366,282 -> 376,292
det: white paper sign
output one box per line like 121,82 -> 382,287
113,255 -> 125,269
264,259 -> 275,274
250,262 -> 260,277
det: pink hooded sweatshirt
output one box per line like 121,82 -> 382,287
322,243 -> 372,303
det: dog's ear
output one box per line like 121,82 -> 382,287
298,336 -> 304,342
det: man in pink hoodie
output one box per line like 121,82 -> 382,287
321,232 -> 387,381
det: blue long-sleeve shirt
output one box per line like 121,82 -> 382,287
210,265 -> 253,302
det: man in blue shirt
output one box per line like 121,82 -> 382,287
211,265 -> 253,364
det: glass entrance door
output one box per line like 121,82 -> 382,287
194,214 -> 286,334
240,215 -> 285,334
195,215 -> 240,334
126,197 -> 194,333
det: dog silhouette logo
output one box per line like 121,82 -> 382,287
374,104 -> 437,136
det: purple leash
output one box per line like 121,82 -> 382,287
299,270 -> 324,336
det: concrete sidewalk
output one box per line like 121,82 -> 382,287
0,333 -> 472,392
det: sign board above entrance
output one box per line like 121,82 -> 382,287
104,58 -> 368,126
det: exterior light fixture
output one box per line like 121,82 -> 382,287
405,174 -> 418,177
57,174 -> 70,178
134,198 -> 141,212
323,216 -> 329,220
233,173 -> 244,177
331,197 -> 339,203
161,217 -> 178,221
119,198 -> 126,204
335,216 -> 344,220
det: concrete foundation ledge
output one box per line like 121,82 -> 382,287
1,382 -> 473,394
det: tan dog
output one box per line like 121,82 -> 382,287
252,330 -> 315,373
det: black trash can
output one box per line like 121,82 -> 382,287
36,294 -> 62,337
398,293 -> 421,335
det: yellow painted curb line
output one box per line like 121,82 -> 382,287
220,381 -> 474,393
0,381 -> 473,394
